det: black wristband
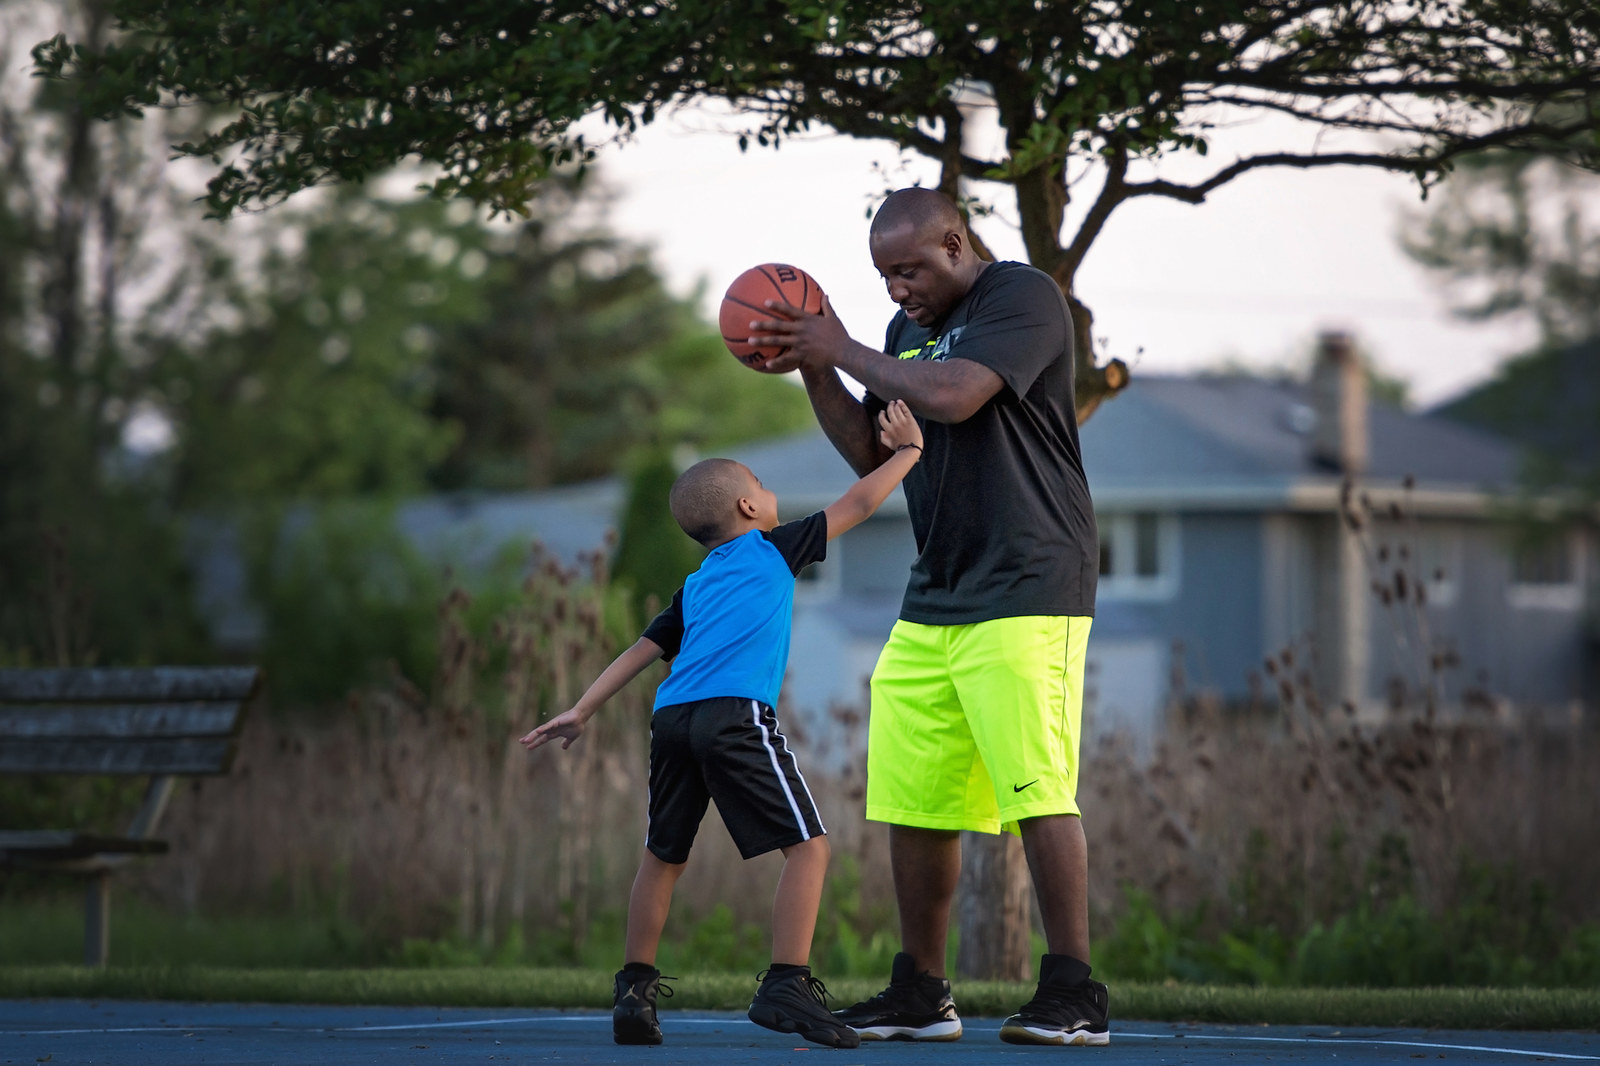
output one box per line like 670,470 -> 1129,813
896,443 -> 922,453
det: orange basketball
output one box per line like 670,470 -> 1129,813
719,263 -> 825,369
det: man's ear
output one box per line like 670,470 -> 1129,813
943,229 -> 965,265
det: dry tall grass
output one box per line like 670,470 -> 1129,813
133,529 -> 1599,958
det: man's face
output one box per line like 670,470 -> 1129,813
870,222 -> 967,327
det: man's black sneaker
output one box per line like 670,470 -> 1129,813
747,965 -> 861,1048
999,954 -> 1110,1046
832,951 -> 962,1041
613,964 -> 673,1045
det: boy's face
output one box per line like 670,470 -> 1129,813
739,465 -> 779,531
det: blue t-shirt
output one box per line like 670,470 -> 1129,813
642,513 -> 828,711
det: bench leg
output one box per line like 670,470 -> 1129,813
84,871 -> 110,967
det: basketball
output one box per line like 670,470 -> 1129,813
719,263 -> 825,369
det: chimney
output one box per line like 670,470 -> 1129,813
1308,331 -> 1368,475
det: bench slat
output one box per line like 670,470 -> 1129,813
0,667 -> 260,703
0,830 -> 170,859
0,703 -> 244,739
0,737 -> 240,775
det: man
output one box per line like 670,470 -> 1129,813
748,187 -> 1106,1046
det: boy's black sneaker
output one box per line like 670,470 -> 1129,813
832,951 -> 962,1041
747,965 -> 861,1048
613,964 -> 673,1045
999,954 -> 1110,1046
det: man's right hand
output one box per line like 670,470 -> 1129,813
749,293 -> 854,373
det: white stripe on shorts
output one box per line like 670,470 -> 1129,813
771,712 -> 824,835
752,699 -> 811,841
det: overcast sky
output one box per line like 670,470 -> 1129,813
585,105 -> 1547,410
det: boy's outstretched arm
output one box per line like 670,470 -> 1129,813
519,636 -> 664,752
822,398 -> 924,541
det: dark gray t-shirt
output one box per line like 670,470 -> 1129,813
873,261 -> 1098,623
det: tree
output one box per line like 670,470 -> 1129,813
427,176 -> 815,491
0,0 -> 214,665
35,0 -> 1600,980
34,1 -> 1600,421
1402,125 -> 1600,351
1402,106 -> 1600,477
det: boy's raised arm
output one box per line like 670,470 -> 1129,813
822,399 -> 924,541
520,636 -> 664,752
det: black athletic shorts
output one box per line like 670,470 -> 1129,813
646,696 -> 826,864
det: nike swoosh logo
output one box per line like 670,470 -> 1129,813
1013,780 -> 1039,793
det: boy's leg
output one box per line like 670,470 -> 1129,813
625,848 -> 687,966
771,835 -> 829,964
751,840 -> 860,1051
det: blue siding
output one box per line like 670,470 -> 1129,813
1095,514 -> 1264,699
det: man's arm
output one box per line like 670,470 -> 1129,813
798,362 -> 885,477
822,399 -> 923,537
752,295 -> 1004,427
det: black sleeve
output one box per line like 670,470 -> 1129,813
761,512 -> 829,576
640,587 -> 686,661
949,268 -> 1071,400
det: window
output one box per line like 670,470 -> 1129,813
1097,513 -> 1180,601
1509,529 -> 1584,611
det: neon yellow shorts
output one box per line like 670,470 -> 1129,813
865,615 -> 1092,835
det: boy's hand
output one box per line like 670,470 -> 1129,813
520,709 -> 586,752
877,398 -> 923,452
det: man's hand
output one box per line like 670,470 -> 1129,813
520,708 -> 586,752
748,293 -> 854,373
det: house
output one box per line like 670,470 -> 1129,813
189,336 -> 1597,748
729,332 -> 1596,750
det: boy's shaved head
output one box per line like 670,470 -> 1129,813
670,458 -> 750,545
870,187 -> 963,240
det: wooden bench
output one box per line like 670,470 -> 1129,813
0,666 -> 260,965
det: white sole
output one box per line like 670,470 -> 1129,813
999,1022 -> 1111,1046
854,1019 -> 964,1042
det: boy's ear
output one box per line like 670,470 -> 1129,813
736,496 -> 759,519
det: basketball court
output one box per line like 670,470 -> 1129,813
7,1000 -> 1598,1065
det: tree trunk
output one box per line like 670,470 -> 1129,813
954,830 -> 1034,981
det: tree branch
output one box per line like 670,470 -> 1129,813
1123,121 -> 1600,206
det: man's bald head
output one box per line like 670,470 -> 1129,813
868,188 -> 985,327
870,188 -> 964,241
669,458 -> 751,546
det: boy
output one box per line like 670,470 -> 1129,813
520,399 -> 923,1048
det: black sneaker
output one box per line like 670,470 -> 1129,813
999,954 -> 1110,1046
747,965 -> 861,1048
832,951 -> 962,1041
613,964 -> 673,1045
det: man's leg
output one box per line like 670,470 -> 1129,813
1017,813 -> 1090,963
890,824 -> 962,975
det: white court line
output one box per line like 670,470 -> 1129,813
11,1026 -> 232,1036
334,1015 -> 562,1032
1104,1029 -> 1600,1061
9,1016 -> 1597,1060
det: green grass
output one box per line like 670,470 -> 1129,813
3,966 -> 1597,1031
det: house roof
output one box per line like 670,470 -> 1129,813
397,480 -> 624,571
1081,374 -> 1520,511
725,372 -> 1524,516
